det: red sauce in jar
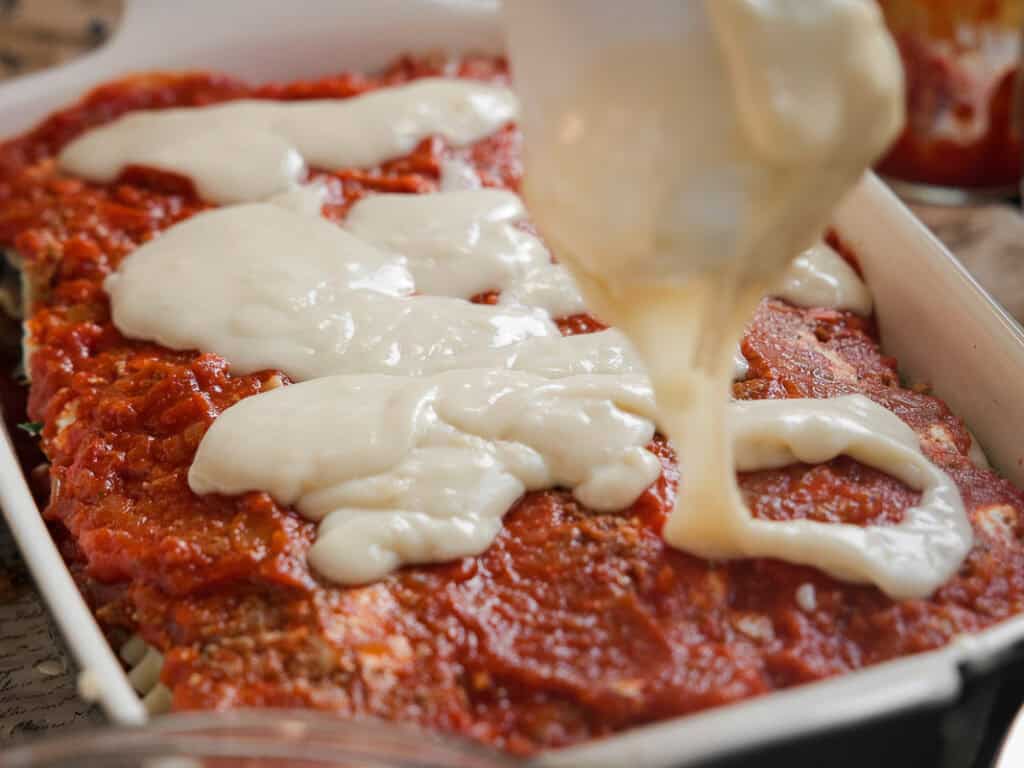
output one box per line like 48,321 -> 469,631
877,1 -> 1022,189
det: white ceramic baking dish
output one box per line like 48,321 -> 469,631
2,1 -> 1024,766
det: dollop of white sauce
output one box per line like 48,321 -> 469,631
795,583 -> 817,612
58,79 -> 518,204
497,262 -> 588,320
776,241 -> 873,316
345,189 -> 542,299
267,180 -> 329,217
189,370 -> 661,584
733,348 -> 750,381
105,203 -> 566,380
344,189 -> 585,317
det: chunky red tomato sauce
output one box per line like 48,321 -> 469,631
2,56 -> 1024,756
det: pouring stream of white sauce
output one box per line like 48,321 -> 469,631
507,0 -> 969,597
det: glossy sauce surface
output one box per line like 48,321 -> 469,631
3,57 -> 1024,755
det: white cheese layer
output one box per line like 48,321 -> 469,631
776,241 -> 873,316
59,79 -> 518,204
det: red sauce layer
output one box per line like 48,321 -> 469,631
3,56 -> 1024,756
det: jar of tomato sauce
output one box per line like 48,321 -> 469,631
876,0 -> 1023,203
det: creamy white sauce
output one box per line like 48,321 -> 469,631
344,189 -> 542,299
733,348 -> 750,381
344,188 -> 585,317
59,79 -> 518,204
81,14 -> 971,596
113,207 -> 665,581
104,199 -> 748,390
190,370 -> 965,591
509,0 -> 971,598
106,203 -> 568,381
438,156 -> 483,191
731,395 -> 969,598
189,370 -> 661,584
497,262 -> 588,319
504,329 -> 643,377
776,241 -> 873,315
100,201 -> 662,586
268,180 -> 329,217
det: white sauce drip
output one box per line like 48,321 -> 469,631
58,78 -> 518,204
776,241 -> 873,315
189,370 -> 660,584
510,0 -> 970,598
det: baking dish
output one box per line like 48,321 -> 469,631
0,710 -> 519,768
1,1 -> 1024,766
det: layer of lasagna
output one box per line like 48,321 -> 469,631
2,55 -> 1024,755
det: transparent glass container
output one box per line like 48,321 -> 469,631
877,0 -> 1024,203
0,711 -> 519,768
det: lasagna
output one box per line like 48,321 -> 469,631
2,55 -> 1023,756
